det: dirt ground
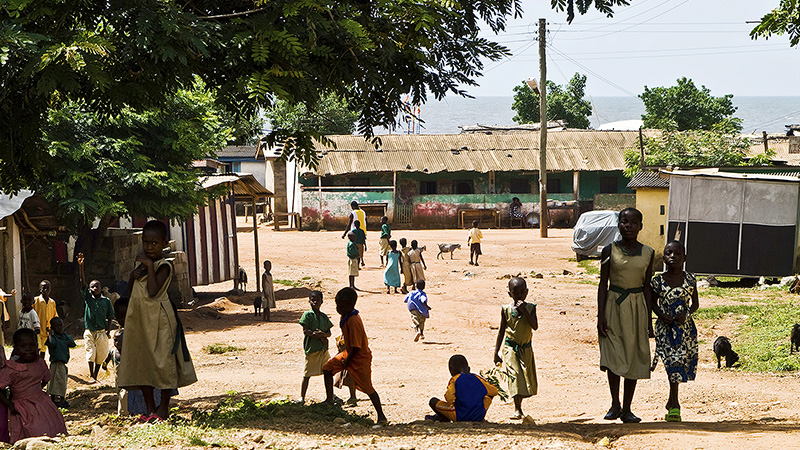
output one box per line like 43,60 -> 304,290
61,219 -> 800,449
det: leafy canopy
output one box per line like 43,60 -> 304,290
751,0 -> 800,46
640,78 -> 742,133
511,73 -> 592,129
1,0 -> 634,193
266,91 -> 359,136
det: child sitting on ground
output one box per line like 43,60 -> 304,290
427,354 -> 498,422
378,216 -> 391,267
404,280 -> 431,342
323,287 -> 388,425
45,317 -> 76,408
383,240 -> 402,294
299,290 -> 333,404
346,232 -> 360,290
261,260 -> 276,321
0,328 -> 68,443
493,276 -> 538,420
468,220 -> 483,266
17,293 -> 40,334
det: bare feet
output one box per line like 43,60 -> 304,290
414,332 -> 422,342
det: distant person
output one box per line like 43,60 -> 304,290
427,354 -> 498,422
493,277 -> 538,420
352,220 -> 367,267
45,317 -> 76,408
404,280 -> 431,342
468,220 -> 483,266
299,290 -> 333,404
16,293 -> 40,335
378,216 -> 391,267
650,240 -> 699,423
383,240 -> 402,294
342,201 -> 367,240
78,252 -> 115,384
0,287 -> 14,349
510,197 -> 524,221
407,240 -> 427,287
323,287 -> 388,425
399,238 -> 413,294
346,231 -> 360,290
262,260 -> 276,321
597,207 -> 654,424
34,280 -> 59,358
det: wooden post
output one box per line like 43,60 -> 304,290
392,171 -> 397,223
763,131 -> 769,154
538,17 -> 548,238
253,195 -> 261,293
639,127 -> 646,170
573,171 -> 579,201
318,175 -> 323,228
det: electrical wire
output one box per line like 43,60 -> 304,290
557,0 -> 694,40
541,47 -> 794,61
546,43 -> 639,97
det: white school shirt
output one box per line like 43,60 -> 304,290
18,309 -> 40,331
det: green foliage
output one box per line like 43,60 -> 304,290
274,279 -> 303,287
479,367 -> 514,401
511,73 -> 592,129
751,0 -> 800,47
732,303 -> 800,372
622,130 -> 774,177
266,91 -> 359,136
550,0 -> 631,23
204,343 -> 245,355
191,396 -> 374,427
640,78 -> 742,132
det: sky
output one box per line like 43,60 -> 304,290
467,0 -> 799,98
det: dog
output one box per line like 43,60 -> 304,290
791,323 -> 800,354
253,296 -> 262,317
713,336 -> 739,368
437,243 -> 461,259
237,267 -> 248,292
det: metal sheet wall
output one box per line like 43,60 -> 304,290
179,191 -> 238,286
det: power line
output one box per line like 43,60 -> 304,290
557,0 -> 694,40
546,43 -> 639,97
544,47 -> 794,61
482,40 -> 537,73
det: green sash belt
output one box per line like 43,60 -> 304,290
504,337 -> 532,356
609,285 -> 643,305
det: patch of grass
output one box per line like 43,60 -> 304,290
188,436 -> 211,447
693,304 -> 759,321
65,422 -> 234,449
715,276 -> 741,283
574,279 -> 599,286
191,396 -> 374,428
733,303 -> 800,372
203,343 -> 244,355
274,279 -> 302,287
577,259 -> 600,276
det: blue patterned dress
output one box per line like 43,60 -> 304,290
650,271 -> 699,383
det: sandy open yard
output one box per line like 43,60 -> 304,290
58,220 -> 800,449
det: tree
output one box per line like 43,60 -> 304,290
1,0 -> 634,193
623,131 -> 774,178
640,78 -> 742,133
266,92 -> 359,135
751,1 -> 800,46
511,73 -> 592,129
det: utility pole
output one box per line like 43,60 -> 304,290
538,18 -> 548,238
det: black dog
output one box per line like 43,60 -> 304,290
791,323 -> 800,354
253,296 -> 262,317
713,336 -> 739,368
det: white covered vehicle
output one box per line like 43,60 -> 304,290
572,211 -> 620,260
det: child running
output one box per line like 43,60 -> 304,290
118,220 -> 196,421
0,328 -> 68,443
323,287 -> 388,425
346,232 -> 360,290
407,240 -> 427,287
493,277 -> 538,420
378,216 -> 391,267
468,220 -> 483,266
427,354 -> 498,422
597,207 -> 654,424
17,293 -> 40,334
399,238 -> 413,294
34,280 -> 58,358
45,317 -> 76,408
404,280 -> 431,342
78,253 -> 115,383
383,240 -> 402,294
650,240 -> 699,422
262,260 -> 276,321
352,220 -> 367,267
299,290 -> 333,404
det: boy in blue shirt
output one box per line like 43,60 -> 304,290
427,355 -> 498,422
404,280 -> 431,342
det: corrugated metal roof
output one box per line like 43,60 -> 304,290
201,174 -> 273,197
627,171 -> 670,188
0,190 -> 34,221
216,146 -> 261,160
665,169 -> 800,183
311,130 -> 655,175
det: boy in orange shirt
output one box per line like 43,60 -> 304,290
323,287 -> 388,425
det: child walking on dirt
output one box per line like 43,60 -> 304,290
352,220 -> 367,267
119,220 -> 196,421
493,277 -> 538,420
407,240 -> 426,287
383,240 -> 402,294
404,280 -> 431,342
45,317 -> 75,408
379,216 -> 391,267
300,290 -> 333,404
468,220 -> 483,266
399,238 -> 413,294
262,260 -> 276,321
78,252 -> 115,383
346,232 -> 360,290
323,287 -> 388,425
650,240 -> 699,422
597,207 -> 654,424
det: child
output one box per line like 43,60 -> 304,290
45,317 -> 76,408
383,240 -> 402,294
399,238 -> 413,294
427,354 -> 498,422
78,252 -> 115,383
0,287 -> 14,349
333,334 -> 358,407
34,280 -> 59,358
17,293 -> 40,334
404,280 -> 431,342
118,220 -> 196,421
261,260 -> 276,321
323,287 -> 388,425
650,240 -> 699,422
346,232 -> 360,290
299,290 -> 333,404
0,328 -> 68,443
493,277 -> 538,420
468,220 -> 483,266
378,216 -> 391,267
407,240 -> 427,287
352,220 -> 367,267
106,297 -> 129,416
597,207 -> 654,424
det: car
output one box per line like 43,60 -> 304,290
572,211 -> 620,260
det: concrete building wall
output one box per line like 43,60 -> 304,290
635,187 -> 669,269
239,161 -> 266,189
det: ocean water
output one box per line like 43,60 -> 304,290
382,96 -> 800,135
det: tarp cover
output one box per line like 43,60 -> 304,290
572,211 -> 620,257
0,190 -> 34,222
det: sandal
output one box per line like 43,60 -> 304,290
665,408 -> 681,422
